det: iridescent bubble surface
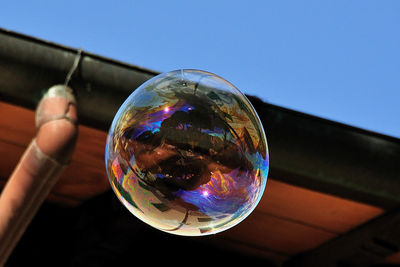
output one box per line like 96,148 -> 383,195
105,69 -> 268,236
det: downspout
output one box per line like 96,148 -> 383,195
0,85 -> 78,265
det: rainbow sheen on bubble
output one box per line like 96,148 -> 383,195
105,69 -> 268,236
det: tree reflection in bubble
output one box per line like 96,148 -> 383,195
105,69 -> 268,236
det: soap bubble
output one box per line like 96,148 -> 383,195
105,69 -> 268,236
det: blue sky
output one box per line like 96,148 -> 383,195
1,1 -> 399,138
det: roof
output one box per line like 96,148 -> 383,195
1,28 -> 399,266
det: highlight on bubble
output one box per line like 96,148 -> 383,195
105,69 -> 269,236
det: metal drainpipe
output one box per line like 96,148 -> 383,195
0,85 -> 78,266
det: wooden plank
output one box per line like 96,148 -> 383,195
0,141 -> 24,180
259,179 -> 384,234
218,210 -> 336,255
0,101 -> 35,145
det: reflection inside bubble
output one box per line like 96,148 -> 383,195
105,69 -> 268,236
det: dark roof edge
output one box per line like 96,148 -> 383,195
1,28 -> 399,208
0,27 -> 159,76
247,94 -> 399,145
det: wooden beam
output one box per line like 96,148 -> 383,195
260,179 -> 383,234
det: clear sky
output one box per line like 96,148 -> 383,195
1,1 -> 399,138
